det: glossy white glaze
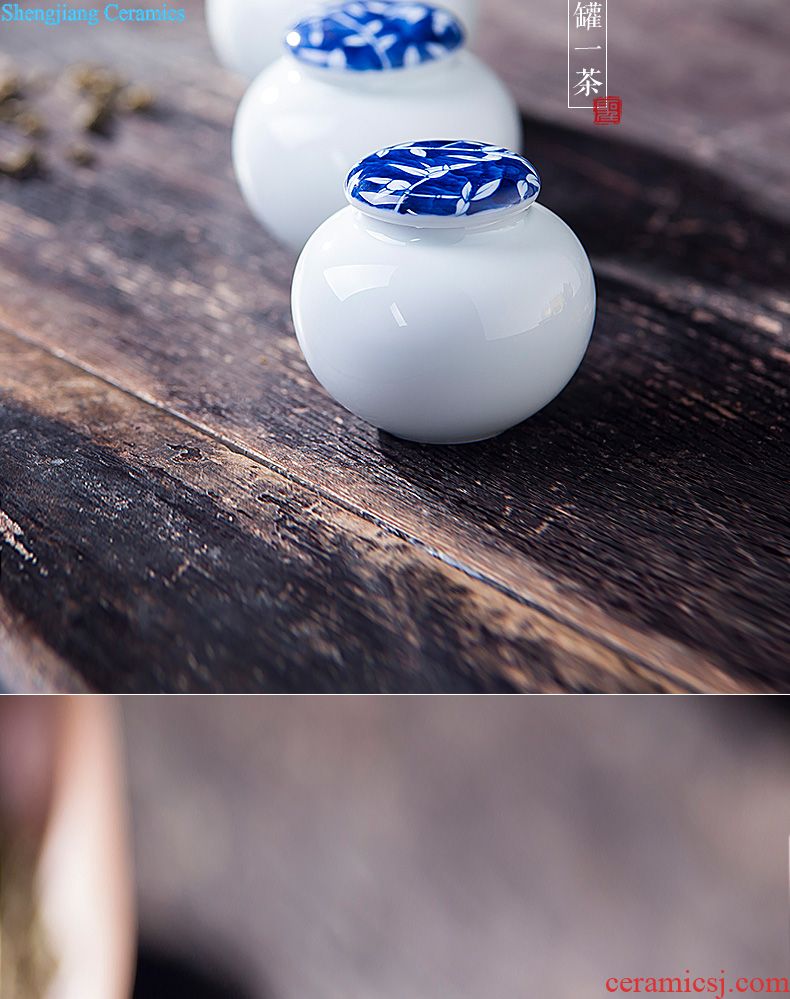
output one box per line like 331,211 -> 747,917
206,0 -> 479,81
233,53 -> 521,251
292,203 -> 596,444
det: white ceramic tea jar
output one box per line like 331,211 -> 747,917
292,140 -> 596,444
206,0 -> 479,81
232,1 -> 519,251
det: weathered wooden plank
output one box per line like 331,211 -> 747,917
2,331 -> 704,692
0,1 -> 787,689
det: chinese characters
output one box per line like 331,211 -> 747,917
574,2 -> 602,30
575,67 -> 602,98
593,95 -> 622,124
568,0 -> 612,113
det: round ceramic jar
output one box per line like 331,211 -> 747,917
232,1 -> 520,251
292,140 -> 596,444
206,0 -> 479,81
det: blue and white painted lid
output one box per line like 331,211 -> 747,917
345,140 -> 541,226
285,1 -> 466,73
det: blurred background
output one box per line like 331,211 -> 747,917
4,698 -> 790,996
122,698 -> 790,997
0,0 -> 787,215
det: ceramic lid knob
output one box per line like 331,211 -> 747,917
345,139 -> 541,227
285,2 -> 466,73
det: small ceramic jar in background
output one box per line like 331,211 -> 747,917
206,0 -> 479,81
232,1 -> 518,251
292,140 -> 596,445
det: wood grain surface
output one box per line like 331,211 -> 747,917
0,0 -> 787,691
2,333 -> 672,692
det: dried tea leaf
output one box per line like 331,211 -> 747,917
78,98 -> 114,136
0,72 -> 20,104
66,142 -> 96,167
0,97 -> 45,136
68,62 -> 124,101
0,61 -> 157,175
118,83 -> 155,113
0,139 -> 40,180
15,111 -> 45,137
0,97 -> 25,123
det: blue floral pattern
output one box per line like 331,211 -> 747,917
285,1 -> 465,73
345,140 -> 541,220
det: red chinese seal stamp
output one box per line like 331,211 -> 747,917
593,95 -> 622,124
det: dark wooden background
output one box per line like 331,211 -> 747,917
0,0 -> 787,692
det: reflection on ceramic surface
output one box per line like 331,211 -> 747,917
292,143 -> 596,445
206,0 -> 479,81
232,4 -> 519,251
